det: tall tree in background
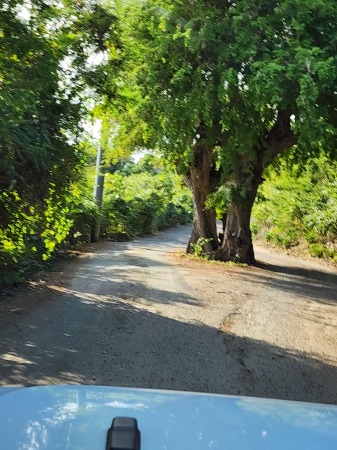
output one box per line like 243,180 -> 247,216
119,0 -> 337,263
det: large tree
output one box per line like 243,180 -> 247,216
118,0 -> 337,263
117,0 -> 227,253
214,0 -> 337,263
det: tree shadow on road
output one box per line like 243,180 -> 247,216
61,245 -> 200,306
1,290 -> 337,405
236,262 -> 337,306
256,260 -> 337,283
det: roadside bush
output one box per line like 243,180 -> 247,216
253,155 -> 337,261
0,192 -> 38,284
101,165 -> 192,240
250,223 -> 259,236
68,201 -> 99,244
164,201 -> 192,228
265,227 -> 298,249
308,243 -> 332,259
0,187 -> 76,285
190,237 -> 213,259
0,154 -> 192,285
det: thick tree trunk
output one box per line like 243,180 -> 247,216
215,110 -> 296,264
185,143 -> 219,254
187,186 -> 218,254
215,186 -> 258,264
214,144 -> 264,264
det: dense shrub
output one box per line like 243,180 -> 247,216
68,201 -> 99,245
253,156 -> 337,261
0,187 -> 76,284
101,168 -> 192,239
0,154 -> 192,285
0,2 -> 119,285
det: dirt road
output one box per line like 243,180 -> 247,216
1,226 -> 337,404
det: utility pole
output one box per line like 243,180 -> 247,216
92,142 -> 105,242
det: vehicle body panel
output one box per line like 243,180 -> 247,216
0,385 -> 336,449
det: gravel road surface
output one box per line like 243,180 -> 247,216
1,226 -> 337,404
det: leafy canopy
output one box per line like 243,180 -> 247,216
118,0 -> 337,174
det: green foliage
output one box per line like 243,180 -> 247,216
265,227 -> 299,250
68,201 -> 100,244
113,0 -> 337,263
250,223 -> 259,236
118,0 -> 337,168
253,154 -> 337,260
190,237 -> 214,259
205,185 -> 232,220
101,158 -> 192,239
0,185 -> 79,282
308,243 -> 337,260
0,0 -> 121,284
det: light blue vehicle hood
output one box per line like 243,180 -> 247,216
0,385 -> 336,449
